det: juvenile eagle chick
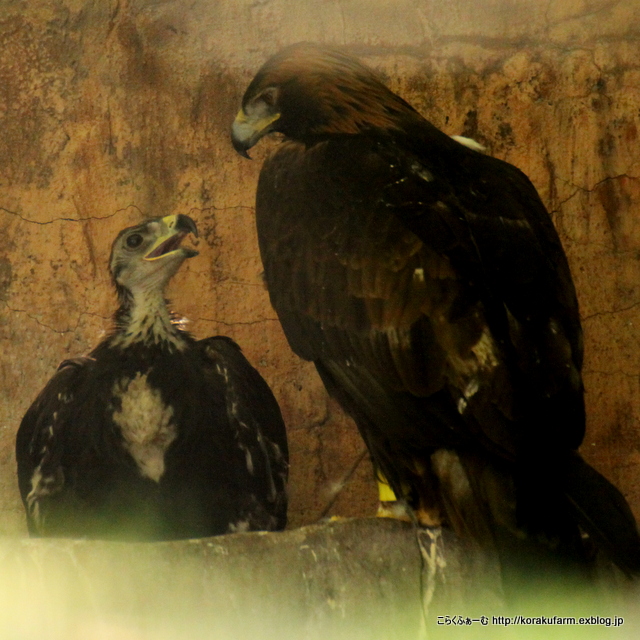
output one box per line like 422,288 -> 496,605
16,214 -> 288,540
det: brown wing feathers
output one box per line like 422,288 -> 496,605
237,44 -> 640,575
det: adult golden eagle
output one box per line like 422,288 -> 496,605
16,215 -> 288,540
231,43 -> 640,576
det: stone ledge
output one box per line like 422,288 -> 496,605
0,519 -> 424,640
1,518 -> 636,639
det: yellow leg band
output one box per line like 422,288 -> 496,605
377,474 -> 399,502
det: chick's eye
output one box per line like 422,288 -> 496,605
126,233 -> 143,249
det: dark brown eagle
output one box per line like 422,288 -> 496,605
231,43 -> 640,576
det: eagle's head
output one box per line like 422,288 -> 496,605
110,214 -> 198,298
231,43 -> 418,156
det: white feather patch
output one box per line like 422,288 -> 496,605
111,289 -> 187,352
451,135 -> 486,152
27,420 -> 64,531
112,372 -> 177,482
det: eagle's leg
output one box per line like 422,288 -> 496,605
414,504 -> 446,527
376,473 -> 413,521
376,472 -> 444,527
376,463 -> 446,527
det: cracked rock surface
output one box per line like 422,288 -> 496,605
1,0 -> 640,537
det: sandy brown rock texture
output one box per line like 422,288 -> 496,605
1,0 -> 639,536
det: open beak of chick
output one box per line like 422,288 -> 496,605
144,214 -> 199,261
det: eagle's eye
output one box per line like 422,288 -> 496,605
259,87 -> 278,107
126,233 -> 144,249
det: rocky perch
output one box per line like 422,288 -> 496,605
1,518 -> 637,639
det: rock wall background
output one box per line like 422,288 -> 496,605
1,0 -> 640,535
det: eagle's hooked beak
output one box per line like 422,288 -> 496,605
143,214 -> 199,261
231,107 -> 281,159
